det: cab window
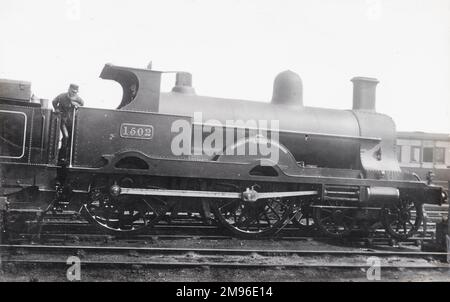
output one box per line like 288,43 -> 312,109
0,111 -> 26,158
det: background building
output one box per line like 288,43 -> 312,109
396,131 -> 450,190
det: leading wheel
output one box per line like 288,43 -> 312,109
382,200 -> 423,240
210,183 -> 292,239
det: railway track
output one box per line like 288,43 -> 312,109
1,244 -> 449,270
8,222 -> 438,248
1,223 -> 448,281
4,220 -> 443,251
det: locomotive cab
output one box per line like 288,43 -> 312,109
100,63 -> 162,112
0,79 -> 59,202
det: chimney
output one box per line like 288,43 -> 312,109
172,72 -> 196,95
271,70 -> 303,106
351,77 -> 379,111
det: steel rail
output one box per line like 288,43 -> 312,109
11,233 -> 435,245
1,244 -> 448,258
2,259 -> 449,270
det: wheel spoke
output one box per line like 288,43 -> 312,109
266,204 -> 282,220
263,212 -> 272,227
242,213 -> 257,228
343,214 -> 354,221
211,183 -> 291,238
219,200 -> 237,212
320,216 -> 332,223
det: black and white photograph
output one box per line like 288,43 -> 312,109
0,0 -> 449,287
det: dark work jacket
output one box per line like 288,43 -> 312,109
52,93 -> 84,122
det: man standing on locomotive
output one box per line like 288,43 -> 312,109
52,84 -> 84,164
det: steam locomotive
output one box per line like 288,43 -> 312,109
0,64 -> 447,240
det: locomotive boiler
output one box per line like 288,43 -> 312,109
0,64 -> 447,240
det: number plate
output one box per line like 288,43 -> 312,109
120,123 -> 154,140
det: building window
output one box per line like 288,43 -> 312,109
396,145 -> 402,162
410,146 -> 421,163
435,147 -> 445,164
423,147 -> 434,163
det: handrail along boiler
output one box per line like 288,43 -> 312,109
0,64 -> 447,239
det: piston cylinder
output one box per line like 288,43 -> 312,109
361,186 -> 400,203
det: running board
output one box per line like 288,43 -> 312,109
110,185 -> 318,202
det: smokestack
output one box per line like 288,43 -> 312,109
351,77 -> 379,111
172,72 -> 196,95
271,70 -> 303,106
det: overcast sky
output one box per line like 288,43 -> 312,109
0,0 -> 449,133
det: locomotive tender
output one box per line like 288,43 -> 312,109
0,64 -> 447,240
